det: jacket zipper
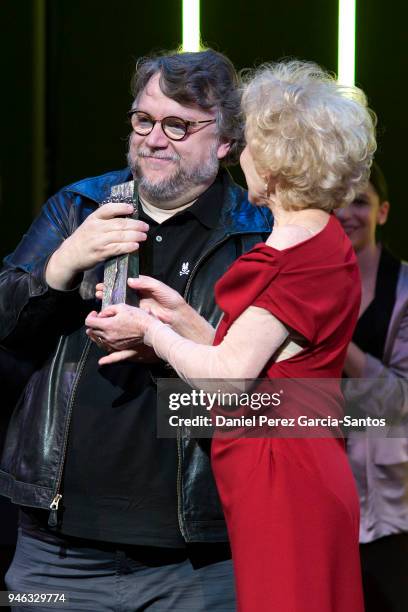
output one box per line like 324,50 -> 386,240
183,235 -> 230,301
48,337 -> 92,527
175,233 -> 237,538
176,429 -> 187,539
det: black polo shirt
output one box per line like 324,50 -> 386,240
138,177 -> 223,289
21,174 -> 224,547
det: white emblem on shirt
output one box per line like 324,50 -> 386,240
179,262 -> 190,276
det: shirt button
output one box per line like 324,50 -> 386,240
155,235 -> 163,243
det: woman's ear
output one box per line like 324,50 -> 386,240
377,200 -> 390,226
265,176 -> 277,198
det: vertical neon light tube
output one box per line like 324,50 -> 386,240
338,0 -> 356,85
182,0 -> 200,51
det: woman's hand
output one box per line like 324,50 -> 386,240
96,275 -> 215,344
95,275 -> 184,324
85,304 -> 158,365
128,276 -> 186,324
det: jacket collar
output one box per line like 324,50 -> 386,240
66,168 -> 133,204
217,169 -> 272,235
66,167 -> 272,236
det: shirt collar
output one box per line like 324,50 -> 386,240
177,172 -> 224,229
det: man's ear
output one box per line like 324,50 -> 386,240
217,141 -> 231,160
377,201 -> 390,225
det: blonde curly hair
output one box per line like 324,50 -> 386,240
242,60 -> 377,211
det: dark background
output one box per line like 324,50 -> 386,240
1,0 -> 407,261
0,0 -> 407,592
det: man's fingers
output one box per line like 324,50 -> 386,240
85,316 -> 108,332
95,283 -> 104,300
85,328 -> 104,340
109,219 -> 149,232
85,312 -> 98,326
95,205 -> 149,232
97,307 -> 118,318
104,230 -> 147,245
103,241 -> 140,256
95,202 -> 135,219
86,329 -> 108,351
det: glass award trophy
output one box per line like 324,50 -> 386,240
100,180 -> 139,308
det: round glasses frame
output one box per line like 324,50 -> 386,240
128,110 -> 216,141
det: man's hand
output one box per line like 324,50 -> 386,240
46,203 -> 149,290
85,304 -> 157,365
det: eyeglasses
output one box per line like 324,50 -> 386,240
128,110 -> 216,141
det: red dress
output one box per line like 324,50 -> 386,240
211,215 -> 364,612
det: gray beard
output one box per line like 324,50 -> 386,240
127,147 -> 219,206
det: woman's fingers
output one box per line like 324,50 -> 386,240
127,275 -> 162,294
99,349 -> 136,366
128,276 -> 183,311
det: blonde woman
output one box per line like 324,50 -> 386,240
87,60 -> 376,611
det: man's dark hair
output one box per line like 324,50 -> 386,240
131,49 -> 244,165
370,161 -> 389,203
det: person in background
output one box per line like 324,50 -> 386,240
337,162 -> 408,612
86,59 -> 377,612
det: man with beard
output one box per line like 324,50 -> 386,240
0,49 -> 271,611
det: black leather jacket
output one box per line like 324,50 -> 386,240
0,168 -> 272,542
